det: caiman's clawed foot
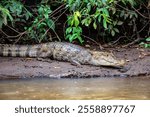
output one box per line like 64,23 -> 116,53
37,58 -> 52,63
118,65 -> 131,73
70,60 -> 83,68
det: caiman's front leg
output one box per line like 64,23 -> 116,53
116,65 -> 131,73
36,49 -> 53,62
69,58 -> 83,68
71,59 -> 81,66
36,58 -> 52,63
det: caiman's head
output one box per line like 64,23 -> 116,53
89,51 -> 125,67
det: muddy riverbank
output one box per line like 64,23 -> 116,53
0,47 -> 149,79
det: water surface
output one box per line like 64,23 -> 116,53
0,77 -> 150,99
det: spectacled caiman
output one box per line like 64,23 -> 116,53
0,42 -> 128,71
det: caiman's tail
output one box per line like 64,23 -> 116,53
0,44 -> 40,57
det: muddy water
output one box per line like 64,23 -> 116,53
0,77 -> 150,99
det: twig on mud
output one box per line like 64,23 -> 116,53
123,20 -> 150,47
82,34 -> 103,50
123,38 -> 144,47
110,36 -> 127,45
123,17 -> 150,47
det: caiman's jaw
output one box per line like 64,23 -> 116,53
90,51 -> 125,67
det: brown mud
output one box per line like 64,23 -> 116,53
0,47 -> 149,79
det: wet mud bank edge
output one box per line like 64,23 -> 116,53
0,71 -> 150,80
0,47 -> 150,79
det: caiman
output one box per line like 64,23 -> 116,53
0,42 -> 126,70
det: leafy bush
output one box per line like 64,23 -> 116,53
0,0 -> 149,45
26,4 -> 55,42
0,0 -> 55,43
0,5 -> 13,28
64,0 -> 139,43
2,0 -> 32,22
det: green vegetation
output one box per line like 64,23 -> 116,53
0,0 -> 149,46
26,4 -> 55,42
0,5 -> 13,28
65,0 -> 139,43
140,37 -> 150,48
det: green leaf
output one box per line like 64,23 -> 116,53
114,28 -> 119,33
103,19 -> 107,29
33,18 -> 38,24
75,11 -> 81,18
70,19 -> 74,26
37,22 -> 46,28
140,42 -> 144,45
144,44 -> 148,48
87,3 -> 91,11
38,6 -> 44,14
44,13 -> 49,19
46,19 -> 55,30
69,34 -> 77,42
111,30 -> 115,36
77,36 -> 84,44
81,17 -> 91,26
98,15 -> 101,22
146,37 -> 150,42
0,18 -> 3,28
103,8 -> 109,16
66,27 -> 72,34
74,17 -> 79,27
112,7 -> 116,14
122,0 -> 126,5
66,34 -> 72,40
117,21 -> 123,25
93,22 -> 97,29
120,11 -> 125,17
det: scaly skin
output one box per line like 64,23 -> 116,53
0,42 -> 125,67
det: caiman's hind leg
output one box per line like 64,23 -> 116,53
36,44 -> 53,63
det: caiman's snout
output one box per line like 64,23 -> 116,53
102,59 -> 125,67
114,59 -> 125,67
89,51 -> 126,67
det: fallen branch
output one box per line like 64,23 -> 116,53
123,38 -> 144,47
82,34 -> 103,50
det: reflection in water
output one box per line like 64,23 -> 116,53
0,77 -> 150,99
